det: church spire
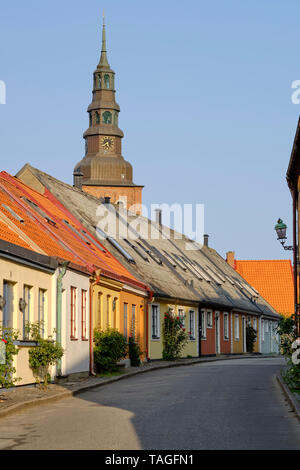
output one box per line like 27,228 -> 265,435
73,17 -> 143,214
99,13 -> 110,68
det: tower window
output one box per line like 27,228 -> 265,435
89,113 -> 92,126
114,112 -> 118,127
104,74 -> 110,89
103,111 -> 112,124
96,111 -> 100,124
97,74 -> 101,89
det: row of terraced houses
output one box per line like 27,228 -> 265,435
0,20 -> 281,385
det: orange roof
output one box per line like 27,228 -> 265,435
234,259 -> 294,317
0,171 -> 145,288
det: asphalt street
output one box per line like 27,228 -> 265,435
0,356 -> 299,450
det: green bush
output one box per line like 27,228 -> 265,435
94,328 -> 127,372
128,336 -> 142,367
26,322 -> 64,389
246,325 -> 257,353
276,316 -> 300,390
162,311 -> 189,361
0,326 -> 20,389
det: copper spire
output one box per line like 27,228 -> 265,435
99,12 -> 109,67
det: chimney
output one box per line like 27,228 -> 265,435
203,234 -> 209,247
155,209 -> 162,225
73,171 -> 83,190
226,251 -> 235,268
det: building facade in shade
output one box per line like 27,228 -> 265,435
73,19 -> 143,214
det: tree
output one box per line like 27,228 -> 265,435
162,311 -> 189,361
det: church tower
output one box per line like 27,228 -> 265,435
73,17 -> 143,213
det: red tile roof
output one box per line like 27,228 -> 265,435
234,259 -> 294,317
0,172 -> 147,289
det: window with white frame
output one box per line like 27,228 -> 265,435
81,289 -> 87,340
265,320 -> 269,333
224,312 -> 229,340
178,308 -> 185,328
201,310 -> 206,339
123,303 -> 128,340
70,287 -> 77,339
23,285 -> 32,339
132,305 -> 136,339
247,316 -> 251,326
189,310 -> 195,340
151,305 -> 160,339
207,310 -> 213,328
234,314 -> 239,340
262,320 -> 265,342
38,288 -> 46,338
3,281 -> 14,329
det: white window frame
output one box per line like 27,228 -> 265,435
132,304 -> 136,339
201,310 -> 207,339
38,288 -> 47,338
151,304 -> 160,340
262,320 -> 265,342
207,310 -> 213,328
178,308 -> 186,328
3,281 -> 14,329
265,320 -> 269,333
223,312 -> 229,340
23,284 -> 32,339
234,314 -> 239,341
189,310 -> 196,340
123,303 -> 128,341
70,286 -> 77,340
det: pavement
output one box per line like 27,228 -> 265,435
0,355 -> 297,450
0,353 -> 279,420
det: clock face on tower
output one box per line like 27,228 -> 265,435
101,136 -> 114,150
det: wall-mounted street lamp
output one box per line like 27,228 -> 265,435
274,219 -> 293,251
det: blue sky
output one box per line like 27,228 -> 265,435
0,0 -> 299,261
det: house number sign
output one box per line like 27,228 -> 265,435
0,340 -> 6,365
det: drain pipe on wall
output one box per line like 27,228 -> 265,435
90,270 -> 101,376
56,261 -> 69,377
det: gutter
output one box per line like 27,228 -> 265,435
56,261 -> 69,377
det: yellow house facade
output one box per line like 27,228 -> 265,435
91,272 -> 150,363
231,312 -> 260,354
148,299 -> 199,360
0,241 -> 57,385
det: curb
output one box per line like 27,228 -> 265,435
0,354 -> 280,420
276,373 -> 300,421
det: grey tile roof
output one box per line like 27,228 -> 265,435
16,164 -> 281,320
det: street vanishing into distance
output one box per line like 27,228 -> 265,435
0,357 -> 299,450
